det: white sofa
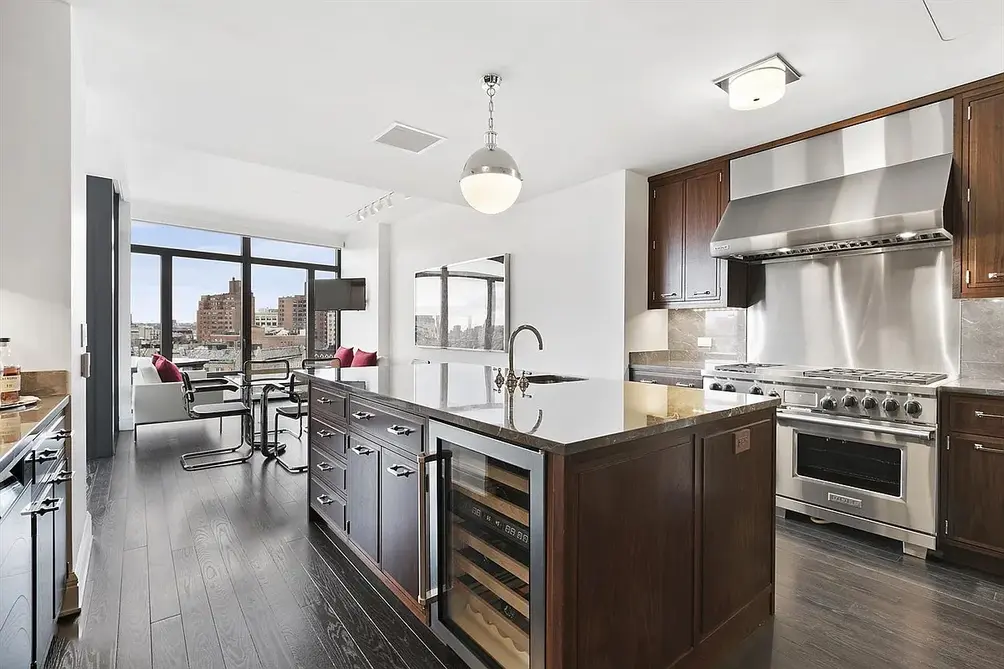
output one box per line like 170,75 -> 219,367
132,357 -> 227,442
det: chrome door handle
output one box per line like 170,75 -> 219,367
386,425 -> 414,437
316,494 -> 335,505
386,464 -> 415,477
692,290 -> 713,296
350,444 -> 374,456
974,410 -> 1004,420
974,443 -> 1004,455
317,397 -> 333,404
316,430 -> 334,438
989,272 -> 1002,280
661,292 -> 678,298
638,380 -> 656,384
316,462 -> 335,472
351,411 -> 375,421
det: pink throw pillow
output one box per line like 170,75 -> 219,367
351,349 -> 377,367
152,354 -> 183,383
334,346 -> 355,368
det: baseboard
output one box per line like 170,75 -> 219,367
61,511 -> 93,617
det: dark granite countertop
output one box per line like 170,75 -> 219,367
295,363 -> 778,455
0,394 -> 69,477
938,378 -> 1004,398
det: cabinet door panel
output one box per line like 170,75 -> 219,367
684,171 -> 722,301
34,507 -> 56,665
380,449 -> 420,599
701,418 -> 774,635
947,434 -> 1004,554
347,435 -> 380,563
964,89 -> 1004,295
0,483 -> 33,669
650,180 -> 685,304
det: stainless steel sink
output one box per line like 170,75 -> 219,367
524,374 -> 586,384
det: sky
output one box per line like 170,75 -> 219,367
130,222 -> 336,323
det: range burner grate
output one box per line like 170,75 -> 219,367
803,367 -> 947,386
714,363 -> 785,373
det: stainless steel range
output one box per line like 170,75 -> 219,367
704,363 -> 946,557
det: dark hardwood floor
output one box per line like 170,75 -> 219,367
45,419 -> 1004,669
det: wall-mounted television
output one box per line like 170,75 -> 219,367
314,278 -> 366,311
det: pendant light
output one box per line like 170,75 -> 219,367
460,74 -> 523,214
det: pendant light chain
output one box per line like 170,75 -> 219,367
485,80 -> 498,150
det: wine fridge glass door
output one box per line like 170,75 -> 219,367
428,421 -> 545,669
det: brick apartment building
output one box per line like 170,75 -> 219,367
196,278 -> 254,342
278,294 -> 307,330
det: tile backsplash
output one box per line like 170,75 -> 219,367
628,309 -> 748,367
961,299 -> 1004,379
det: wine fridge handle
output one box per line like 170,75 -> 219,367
418,450 -> 451,606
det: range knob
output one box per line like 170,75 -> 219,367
904,400 -> 923,417
723,383 -> 736,392
882,397 -> 900,413
709,382 -> 723,391
841,393 -> 858,408
749,385 -> 764,395
820,395 -> 837,410
861,395 -> 878,410
768,390 -> 781,398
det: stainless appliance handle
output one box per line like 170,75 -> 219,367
974,443 -> 1004,455
974,410 -> 1004,420
418,451 -> 450,606
777,410 -> 935,440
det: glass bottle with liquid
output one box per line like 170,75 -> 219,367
0,337 -> 22,406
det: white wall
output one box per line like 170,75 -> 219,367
117,200 -> 133,430
388,171 -> 631,380
339,223 -> 390,354
0,0 -> 72,371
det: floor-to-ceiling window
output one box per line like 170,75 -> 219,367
129,221 -> 339,373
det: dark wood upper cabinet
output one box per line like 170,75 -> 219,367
648,163 -> 748,309
960,84 -> 1004,298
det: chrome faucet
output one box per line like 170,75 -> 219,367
505,324 -> 543,392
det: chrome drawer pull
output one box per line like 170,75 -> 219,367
316,494 -> 335,505
53,430 -> 72,441
316,430 -> 333,438
974,410 -> 1004,420
661,292 -> 678,298
316,462 -> 335,472
692,290 -> 712,296
33,448 -> 60,463
21,497 -> 62,517
974,443 -> 1004,455
675,382 -> 696,388
989,272 -> 1002,280
386,425 -> 414,437
317,397 -> 333,404
350,445 -> 374,456
48,469 -> 74,484
351,411 -> 375,421
386,464 -> 415,477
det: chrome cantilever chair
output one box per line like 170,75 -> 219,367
178,372 -> 254,471
266,357 -> 341,474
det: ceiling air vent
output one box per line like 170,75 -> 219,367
373,122 -> 445,154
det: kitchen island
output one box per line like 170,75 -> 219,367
295,362 -> 778,669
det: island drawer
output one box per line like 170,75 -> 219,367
310,417 -> 347,458
311,444 -> 347,494
948,394 -> 1004,438
311,385 -> 346,423
348,397 -> 425,455
309,477 -> 346,531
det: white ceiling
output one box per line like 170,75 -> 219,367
75,0 -> 1004,234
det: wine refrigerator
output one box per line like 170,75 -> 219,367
426,421 -> 545,669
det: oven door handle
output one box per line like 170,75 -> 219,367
777,411 -> 935,440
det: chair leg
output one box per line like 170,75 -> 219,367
180,416 -> 254,471
271,413 -> 307,474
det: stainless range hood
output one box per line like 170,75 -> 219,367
711,99 -> 955,263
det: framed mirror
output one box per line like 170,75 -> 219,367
415,254 -> 509,351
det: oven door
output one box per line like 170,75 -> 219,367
776,411 -> 937,535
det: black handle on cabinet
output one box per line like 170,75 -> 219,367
351,411 -> 375,421
386,464 -> 415,477
316,494 -> 335,506
386,425 -> 414,437
316,462 -> 335,472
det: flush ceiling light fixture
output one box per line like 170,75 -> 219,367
714,54 -> 800,111
460,74 -> 523,214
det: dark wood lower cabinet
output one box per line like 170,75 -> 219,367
0,479 -> 34,668
346,434 -> 381,564
379,447 -> 420,599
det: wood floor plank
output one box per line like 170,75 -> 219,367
173,546 -> 226,669
116,547 -> 153,669
147,475 -> 182,622
151,616 -> 189,669
77,496 -> 129,668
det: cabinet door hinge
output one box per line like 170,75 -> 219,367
946,435 -> 950,451
966,270 -> 971,285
